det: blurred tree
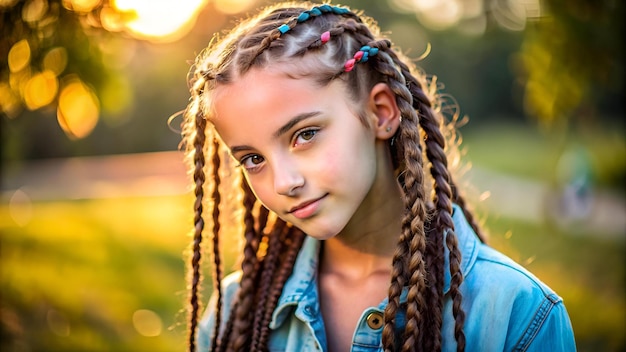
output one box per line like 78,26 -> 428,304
514,0 -> 624,129
0,0 -> 124,138
1,0 -> 214,162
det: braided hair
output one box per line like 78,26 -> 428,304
181,2 -> 486,351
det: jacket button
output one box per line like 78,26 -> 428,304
366,311 -> 384,330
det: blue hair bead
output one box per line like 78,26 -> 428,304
361,52 -> 369,62
319,4 -> 333,12
279,5 -> 352,38
369,48 -> 379,56
297,12 -> 310,22
278,24 -> 290,34
310,7 -> 322,16
360,45 -> 371,52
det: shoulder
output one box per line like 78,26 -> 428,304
447,206 -> 575,350
460,242 -> 576,350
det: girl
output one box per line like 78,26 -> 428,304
181,2 -> 576,351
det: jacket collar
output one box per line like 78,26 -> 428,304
269,204 -> 481,329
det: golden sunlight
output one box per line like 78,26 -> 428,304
111,0 -> 207,42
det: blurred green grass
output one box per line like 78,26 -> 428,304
1,196 -> 194,351
1,195 -> 624,351
1,123 -> 625,351
462,122 -> 626,190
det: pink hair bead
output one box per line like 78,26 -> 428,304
321,31 -> 331,43
344,59 -> 356,72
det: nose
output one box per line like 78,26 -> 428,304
273,159 -> 304,196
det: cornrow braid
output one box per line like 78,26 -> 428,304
295,19 -> 364,54
275,4 -> 353,35
241,4 -> 358,72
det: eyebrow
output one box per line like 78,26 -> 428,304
230,111 -> 322,155
273,111 -> 322,139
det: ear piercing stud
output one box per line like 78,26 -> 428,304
386,126 -> 392,132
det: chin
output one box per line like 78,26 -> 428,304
295,221 -> 345,241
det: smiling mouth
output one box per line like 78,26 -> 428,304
288,194 -> 327,219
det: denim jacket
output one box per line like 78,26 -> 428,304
198,205 -> 576,351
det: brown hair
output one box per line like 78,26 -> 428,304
181,2 -> 485,351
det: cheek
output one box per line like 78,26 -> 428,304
316,148 -> 345,181
244,175 -> 274,209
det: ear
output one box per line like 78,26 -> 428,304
368,83 -> 401,140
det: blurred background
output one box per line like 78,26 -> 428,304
1,0 -> 624,351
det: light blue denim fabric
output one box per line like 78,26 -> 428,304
197,205 -> 576,351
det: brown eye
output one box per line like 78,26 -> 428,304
293,128 -> 319,146
300,130 -> 316,140
240,154 -> 265,172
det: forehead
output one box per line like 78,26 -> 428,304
208,68 -> 358,146
212,68 -> 322,119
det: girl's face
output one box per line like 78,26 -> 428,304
212,68 -> 389,240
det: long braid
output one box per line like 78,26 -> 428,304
216,179 -> 260,352
384,48 -> 475,350
227,180 -> 263,351
386,55 -> 445,351
257,226 -> 307,349
423,220 -> 444,352
411,78 -> 467,352
369,46 -> 430,351
391,52 -> 467,350
386,48 -> 484,244
209,138 -> 223,351
255,205 -> 270,236
421,103 -> 466,351
250,219 -> 286,350
188,106 -> 207,352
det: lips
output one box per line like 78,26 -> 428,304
288,194 -> 327,219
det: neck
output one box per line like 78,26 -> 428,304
320,141 -> 403,279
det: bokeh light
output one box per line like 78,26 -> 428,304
9,189 -> 33,227
62,0 -> 100,12
43,47 -> 68,75
21,0 -> 48,23
132,309 -> 163,337
388,0 -> 541,33
8,39 -> 31,73
57,77 -> 100,139
47,309 -> 71,337
110,0 -> 207,42
24,70 -> 58,110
